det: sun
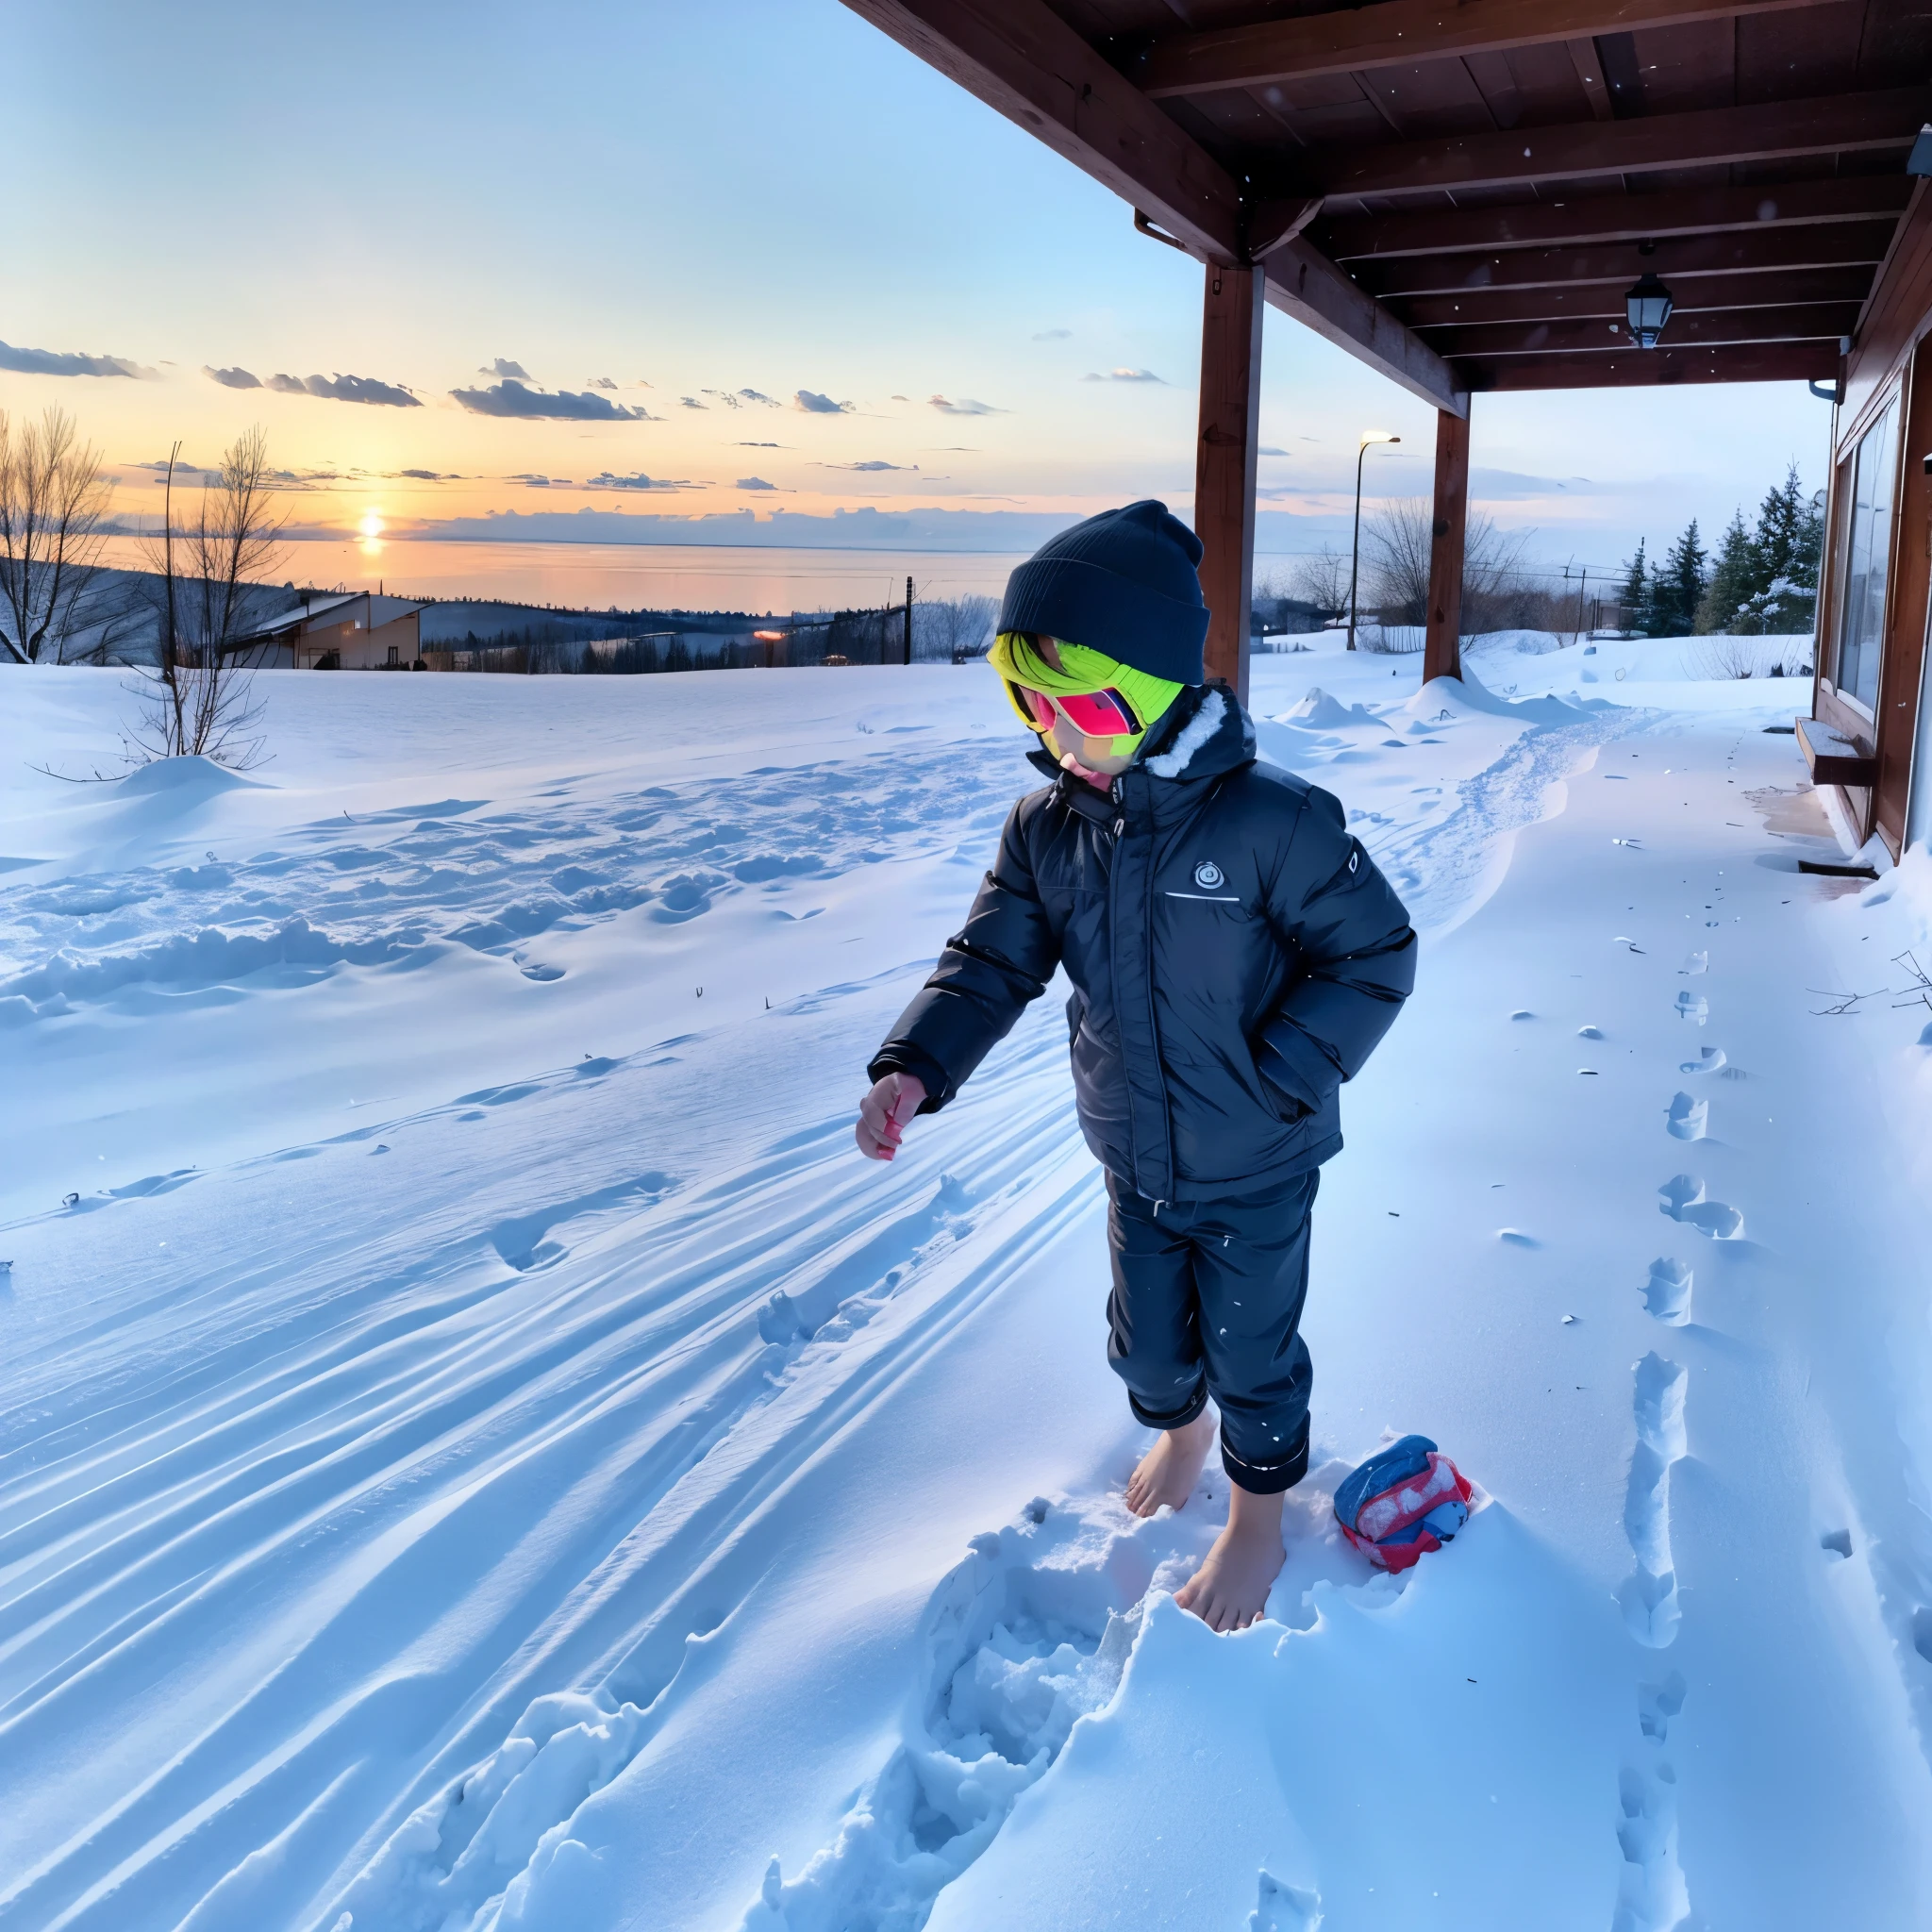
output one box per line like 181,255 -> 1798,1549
358,509 -> 385,540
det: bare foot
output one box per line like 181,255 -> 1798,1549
1175,1483 -> 1286,1632
1124,1410 -> 1216,1517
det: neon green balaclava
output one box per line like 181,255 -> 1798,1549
989,631 -> 1183,761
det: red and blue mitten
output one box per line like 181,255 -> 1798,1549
1334,1434 -> 1474,1572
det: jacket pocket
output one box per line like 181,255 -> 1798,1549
1248,1037 -> 1309,1124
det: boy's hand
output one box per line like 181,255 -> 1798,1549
856,1072 -> 927,1160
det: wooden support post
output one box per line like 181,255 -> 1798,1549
1424,404 -> 1472,684
1195,261 -> 1264,702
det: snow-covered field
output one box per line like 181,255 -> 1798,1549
4,634 -> 1932,1931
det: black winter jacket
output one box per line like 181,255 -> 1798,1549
869,684 -> 1418,1204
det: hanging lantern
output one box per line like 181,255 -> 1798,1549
1624,272 -> 1674,349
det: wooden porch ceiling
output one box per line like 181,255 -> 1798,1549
841,0 -> 1932,397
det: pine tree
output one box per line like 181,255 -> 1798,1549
1618,539 -> 1651,638
1734,462 -> 1822,635
1652,521 -> 1708,636
1753,462 -> 1806,588
1696,509 -> 1757,634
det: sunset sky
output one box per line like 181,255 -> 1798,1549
8,0 -> 1838,577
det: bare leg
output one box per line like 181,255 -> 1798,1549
1124,1409 -> 1216,1517
1174,1481 -> 1286,1632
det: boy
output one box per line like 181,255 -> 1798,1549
855,501 -> 1416,1631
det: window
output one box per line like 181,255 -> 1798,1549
1833,397 -> 1900,714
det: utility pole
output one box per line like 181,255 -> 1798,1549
904,576 -> 913,665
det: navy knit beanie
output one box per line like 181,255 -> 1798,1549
997,500 -> 1208,685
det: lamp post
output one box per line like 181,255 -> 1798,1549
1347,430 -> 1401,651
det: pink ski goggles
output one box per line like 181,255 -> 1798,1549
1004,680 -> 1144,740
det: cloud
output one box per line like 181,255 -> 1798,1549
891,393 -> 909,402
1257,445 -> 1288,457
681,396 -> 708,409
794,390 -> 853,414
736,441 -> 786,448
450,378 -> 654,422
480,358 -> 531,379
590,376 -> 618,391
509,474 -> 569,487
817,459 -> 915,473
268,371 -> 422,408
584,472 -> 693,491
698,387 -> 783,411
0,340 -> 149,379
1081,368 -> 1163,383
736,476 -> 780,491
928,393 -> 1003,415
1471,467 -> 1616,500
204,364 -> 262,390
1033,327 -> 1073,341
392,468 -> 463,480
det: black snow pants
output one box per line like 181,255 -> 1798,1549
1105,1168 -> 1319,1495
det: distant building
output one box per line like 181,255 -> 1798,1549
234,591 -> 424,669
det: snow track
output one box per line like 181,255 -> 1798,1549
2,1010 -> 1098,1932
7,650 -> 1932,1929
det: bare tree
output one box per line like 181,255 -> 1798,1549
1359,496 -> 1434,624
1282,545 -> 1349,616
913,591 -> 997,662
129,428 -> 287,766
1359,495 -> 1542,633
0,406 -> 118,663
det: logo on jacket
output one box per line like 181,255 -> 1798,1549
1192,859 -> 1225,891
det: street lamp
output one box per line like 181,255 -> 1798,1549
1347,430 -> 1401,651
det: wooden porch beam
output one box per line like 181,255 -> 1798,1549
1454,340 -> 1841,389
1396,264 -> 1874,329
1425,302 -> 1859,358
1318,177 -> 1913,264
1305,87 -> 1932,199
1358,222 -> 1900,297
841,1 -> 1464,411
1195,262 -> 1265,703
1137,0 -> 1817,99
1263,239 -> 1468,413
1424,407 -> 1470,686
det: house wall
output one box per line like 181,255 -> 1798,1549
1818,179 -> 1932,857
336,613 -> 420,668
295,611 -> 421,669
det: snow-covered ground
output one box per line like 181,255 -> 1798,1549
4,633 -> 1931,1931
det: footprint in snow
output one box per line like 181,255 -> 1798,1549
1250,1870 -> 1322,1931
1615,1758 -> 1690,1931
1620,1353 -> 1688,1650
1665,1093 -> 1707,1141
1657,1174 -> 1741,1240
1680,951 -> 1708,975
1679,1046 -> 1725,1075
742,1470 -> 1387,1930
1638,1670 -> 1687,1743
1674,992 -> 1707,1024
1643,1258 -> 1692,1325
